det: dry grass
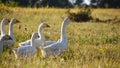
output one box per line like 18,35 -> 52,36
0,6 -> 120,68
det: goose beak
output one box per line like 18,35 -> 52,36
68,16 -> 73,20
16,19 -> 20,23
46,24 -> 50,27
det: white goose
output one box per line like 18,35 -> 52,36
19,23 -> 50,48
0,18 -> 9,36
0,34 -> 12,54
3,18 -> 19,47
41,17 -> 71,57
12,32 -> 38,59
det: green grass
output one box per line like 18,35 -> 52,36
0,6 -> 120,68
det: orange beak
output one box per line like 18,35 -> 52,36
16,19 -> 20,23
68,16 -> 73,20
46,24 -> 50,27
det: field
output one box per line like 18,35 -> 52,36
0,6 -> 120,68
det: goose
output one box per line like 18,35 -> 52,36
3,18 -> 19,47
19,23 -> 50,48
40,17 -> 71,57
12,32 -> 39,59
0,18 -> 10,36
0,34 -> 12,54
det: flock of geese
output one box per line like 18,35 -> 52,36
0,17 -> 71,59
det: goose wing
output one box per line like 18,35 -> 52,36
44,41 -> 56,46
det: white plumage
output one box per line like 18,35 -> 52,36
44,41 -> 56,46
19,23 -> 50,48
3,18 -> 19,47
12,32 -> 38,59
41,17 -> 71,57
0,34 -> 12,54
0,18 -> 9,36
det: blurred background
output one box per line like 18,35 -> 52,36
0,0 -> 120,8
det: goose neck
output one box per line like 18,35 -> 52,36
1,22 -> 5,35
60,22 -> 67,41
9,22 -> 14,39
38,26 -> 45,40
31,36 -> 35,47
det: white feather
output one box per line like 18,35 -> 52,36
41,17 -> 70,57
13,32 -> 38,59
19,23 -> 50,48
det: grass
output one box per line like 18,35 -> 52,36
0,6 -> 120,68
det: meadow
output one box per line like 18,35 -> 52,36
0,6 -> 120,68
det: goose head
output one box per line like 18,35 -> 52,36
40,23 -> 50,28
63,17 -> 71,25
31,32 -> 39,40
0,34 -> 12,41
10,18 -> 20,24
1,18 -> 10,25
